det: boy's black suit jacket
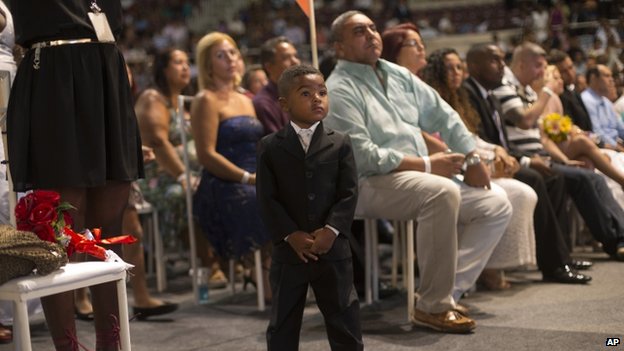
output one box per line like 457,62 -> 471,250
256,122 -> 358,264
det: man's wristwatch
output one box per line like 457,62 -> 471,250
465,153 -> 482,167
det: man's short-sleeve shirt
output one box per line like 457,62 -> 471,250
492,67 -> 543,155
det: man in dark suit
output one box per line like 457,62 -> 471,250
547,49 -> 594,133
463,43 -> 593,283
257,65 -> 363,351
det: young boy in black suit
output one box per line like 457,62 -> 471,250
256,65 -> 363,351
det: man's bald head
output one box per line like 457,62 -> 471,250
511,42 -> 546,67
509,42 -> 548,86
466,43 -> 492,70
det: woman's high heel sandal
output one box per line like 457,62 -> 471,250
242,265 -> 270,292
74,307 -> 94,321
242,274 -> 257,291
242,266 -> 272,305
208,269 -> 228,289
133,301 -> 178,320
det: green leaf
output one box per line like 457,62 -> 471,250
57,202 -> 76,211
56,214 -> 66,229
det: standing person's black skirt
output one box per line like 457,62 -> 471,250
7,41 -> 143,192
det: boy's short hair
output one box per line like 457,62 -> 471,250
277,64 -> 323,98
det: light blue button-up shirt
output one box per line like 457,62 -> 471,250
581,88 -> 624,147
324,59 -> 475,179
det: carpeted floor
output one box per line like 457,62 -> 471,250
2,251 -> 622,351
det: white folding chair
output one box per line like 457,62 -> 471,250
228,250 -> 265,312
136,201 -> 166,292
177,95 -> 200,304
0,261 -> 132,351
362,218 -> 415,322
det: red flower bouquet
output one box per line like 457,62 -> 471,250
16,190 -> 136,260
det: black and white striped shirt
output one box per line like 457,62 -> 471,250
492,67 -> 544,155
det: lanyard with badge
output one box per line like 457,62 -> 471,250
32,1 -> 115,69
88,1 -> 115,42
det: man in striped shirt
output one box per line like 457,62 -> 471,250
492,42 -> 624,262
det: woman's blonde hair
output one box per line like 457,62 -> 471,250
196,32 -> 241,90
545,65 -> 559,80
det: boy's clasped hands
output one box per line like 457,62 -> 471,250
287,227 -> 337,263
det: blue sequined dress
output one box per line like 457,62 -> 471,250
193,116 -> 271,259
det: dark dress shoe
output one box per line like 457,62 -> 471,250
379,282 -> 399,299
543,265 -> 592,284
133,302 -> 179,320
355,282 -> 399,300
569,259 -> 592,270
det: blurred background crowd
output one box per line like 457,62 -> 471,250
117,0 -> 624,98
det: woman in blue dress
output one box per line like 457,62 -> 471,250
191,32 -> 272,300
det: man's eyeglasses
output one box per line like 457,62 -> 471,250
402,39 -> 425,49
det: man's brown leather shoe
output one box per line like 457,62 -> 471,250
411,308 -> 476,333
616,244 -> 624,261
454,303 -> 469,316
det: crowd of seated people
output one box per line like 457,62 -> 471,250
5,1 -> 624,347
74,4 -> 624,333
186,9 -> 624,335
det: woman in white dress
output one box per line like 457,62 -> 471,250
381,25 -> 537,289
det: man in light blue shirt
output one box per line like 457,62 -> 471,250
581,65 -> 624,152
324,11 -> 512,334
